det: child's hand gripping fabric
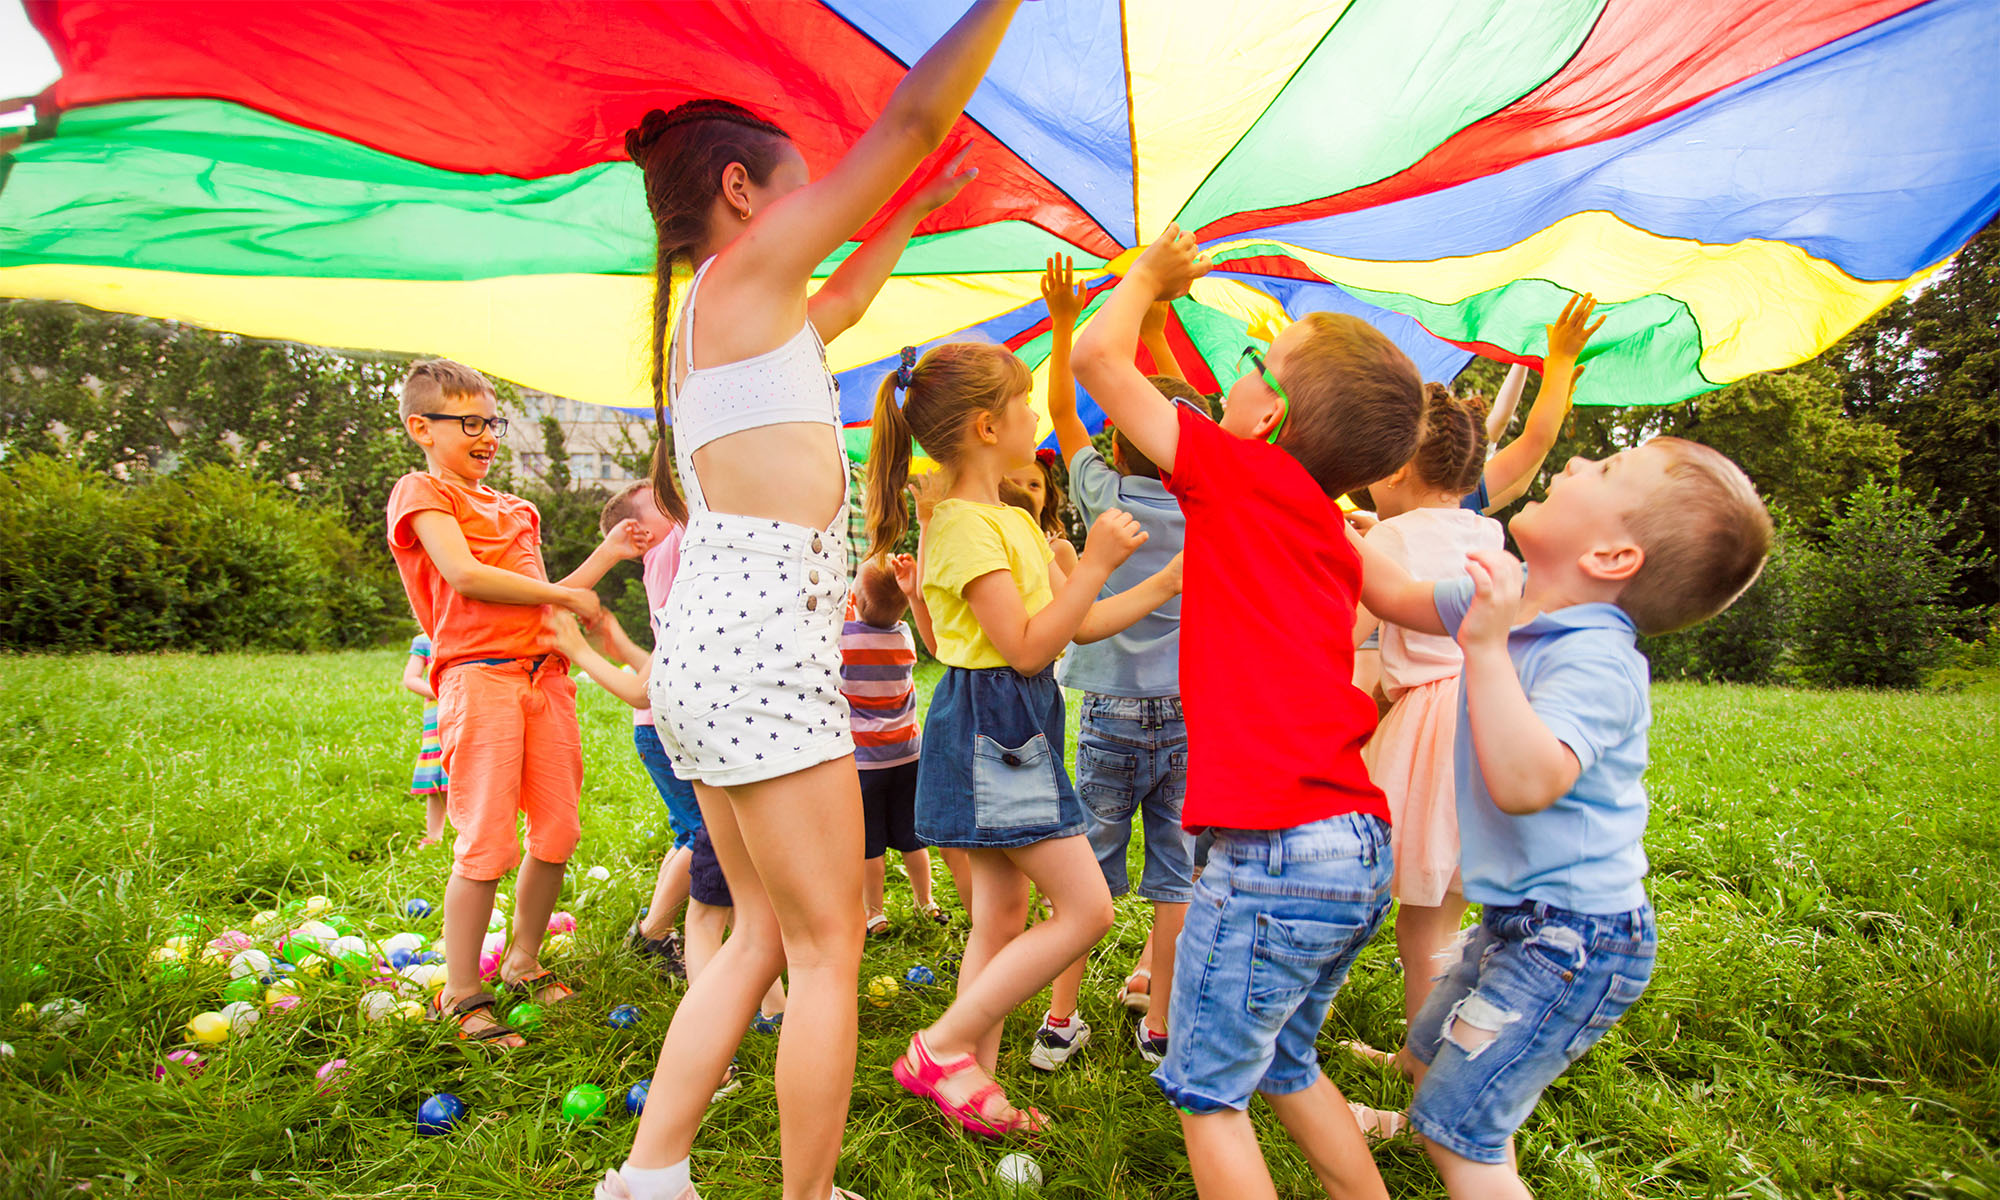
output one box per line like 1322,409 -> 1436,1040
1479,293 -> 1605,511
1070,225 -> 1211,478
1042,255 -> 1095,467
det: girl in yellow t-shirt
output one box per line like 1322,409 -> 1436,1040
864,342 -> 1180,1139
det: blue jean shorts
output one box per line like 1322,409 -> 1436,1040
634,724 -> 704,852
915,665 -> 1083,850
1077,694 -> 1193,903
1152,814 -> 1392,1113
1408,900 -> 1656,1164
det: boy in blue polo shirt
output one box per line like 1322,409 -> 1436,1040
1355,436 -> 1771,1198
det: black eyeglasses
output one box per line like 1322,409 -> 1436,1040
419,413 -> 509,438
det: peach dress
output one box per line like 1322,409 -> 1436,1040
1360,507 -> 1503,906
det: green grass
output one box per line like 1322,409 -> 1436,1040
0,653 -> 1995,1199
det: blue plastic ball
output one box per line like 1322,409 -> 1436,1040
405,898 -> 434,920
388,948 -> 415,970
625,1080 -> 648,1116
905,964 -> 937,987
413,951 -> 441,965
416,1092 -> 464,1136
606,1004 -> 641,1030
270,961 -> 296,977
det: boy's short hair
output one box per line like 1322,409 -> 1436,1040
1111,374 -> 1203,481
1619,437 -> 1773,635
600,481 -> 653,535
398,358 -> 494,422
1275,313 -> 1426,499
853,556 -> 906,628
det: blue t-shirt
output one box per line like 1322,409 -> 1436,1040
1459,477 -> 1491,513
1433,576 -> 1652,913
1056,446 -> 1185,698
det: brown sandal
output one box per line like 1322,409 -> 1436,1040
430,991 -> 521,1044
501,968 -> 577,1006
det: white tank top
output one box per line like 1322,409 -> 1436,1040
668,256 -> 847,521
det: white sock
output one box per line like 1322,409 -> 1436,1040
616,1160 -> 690,1200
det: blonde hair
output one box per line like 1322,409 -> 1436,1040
865,343 -> 1033,562
1619,438 -> 1773,634
398,359 -> 494,423
1274,313 -> 1426,498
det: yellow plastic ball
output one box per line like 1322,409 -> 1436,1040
866,975 -> 900,1008
185,1012 -> 230,1044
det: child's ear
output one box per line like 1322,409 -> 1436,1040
405,413 -> 432,446
1580,540 -> 1644,584
972,408 -> 999,445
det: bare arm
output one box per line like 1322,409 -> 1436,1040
547,612 -> 652,709
1041,255 -> 1094,466
410,511 -> 600,621
1483,362 -> 1528,447
809,152 -> 975,343
400,654 -> 437,701
555,518 -> 652,592
1456,549 -> 1578,815
892,551 -> 938,657
1072,226 -> 1210,475
1140,300 -> 1186,383
1482,295 -> 1601,512
1345,523 -> 1449,636
962,509 -> 1146,674
1074,552 -> 1181,644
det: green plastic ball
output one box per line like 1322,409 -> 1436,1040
173,914 -> 201,936
561,1083 -> 607,1123
507,1002 -> 546,1032
222,976 -> 261,1003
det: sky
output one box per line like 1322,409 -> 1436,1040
1,0 -> 61,126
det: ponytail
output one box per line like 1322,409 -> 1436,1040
866,350 -> 918,562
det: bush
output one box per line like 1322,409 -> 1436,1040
0,455 -> 400,652
1789,478 -> 1988,689
1644,520 -> 1797,685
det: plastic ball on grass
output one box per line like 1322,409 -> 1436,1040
605,1004 -> 641,1030
0,1042 -> 13,1059
905,964 -> 937,988
413,951 -> 441,966
298,955 -> 329,979
625,1080 -> 648,1115
172,913 -> 201,937
507,1003 -> 546,1032
266,994 -> 302,1015
996,1152 -> 1042,1192
543,933 -> 574,958
314,1058 -> 348,1093
477,949 -> 504,981
154,1049 -> 205,1082
405,898 -> 434,920
585,865 -> 611,883
357,992 -> 402,1024
249,909 -> 282,935
223,976 -> 262,1004
301,895 -> 331,919
416,1092 -> 464,1136
561,1084 -> 608,1123
219,1001 -> 259,1036
39,999 -> 85,1033
388,948 -> 415,971
228,949 -> 272,980
547,911 -> 577,934
147,945 -> 184,969
185,1012 -> 229,1044
381,932 -> 425,958
865,976 -> 899,1007
400,963 -> 445,993
486,909 -> 507,933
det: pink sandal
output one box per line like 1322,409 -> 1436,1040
891,1033 -> 1046,1139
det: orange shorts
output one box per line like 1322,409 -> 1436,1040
435,657 -> 583,880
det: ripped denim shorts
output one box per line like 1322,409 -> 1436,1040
913,664 -> 1083,850
1408,900 -> 1656,1164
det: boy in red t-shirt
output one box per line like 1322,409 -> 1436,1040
1074,231 -> 1426,1199
385,359 -> 648,1046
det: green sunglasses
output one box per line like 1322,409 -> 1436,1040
1238,346 -> 1292,444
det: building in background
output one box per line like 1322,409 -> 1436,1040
503,389 -> 653,486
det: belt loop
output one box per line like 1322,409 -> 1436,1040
1266,830 -> 1284,877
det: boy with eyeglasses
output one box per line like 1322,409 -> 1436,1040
386,358 -> 649,1046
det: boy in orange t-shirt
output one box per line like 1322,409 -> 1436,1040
385,359 -> 649,1045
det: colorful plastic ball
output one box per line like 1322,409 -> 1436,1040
185,1012 -> 229,1044
507,1002 -> 546,1032
605,1004 -> 641,1029
38,999 -> 84,1032
222,976 -> 262,1003
750,1011 -> 782,1035
228,949 -> 272,980
543,933 -> 574,958
298,955 -> 329,978
905,964 -> 937,988
547,911 -> 577,934
486,909 -> 506,933
865,976 -> 899,1007
0,1042 -> 14,1059
327,935 -> 368,961
477,949 -> 503,981
625,1080 -> 648,1115
357,992 -> 401,1024
172,913 -> 201,936
405,898 -> 434,920
381,932 -> 425,958
219,1001 -> 260,1036
154,1049 -> 205,1082
301,895 -> 331,918
210,930 -> 254,954
561,1084 -> 608,1123
266,995 -> 302,1014
996,1152 -> 1043,1192
492,891 -> 511,912
413,951 -> 441,965
416,1092 -> 464,1136
585,865 -> 611,883
326,914 -> 356,935
249,909 -> 282,934
480,930 -> 506,954
161,936 -> 191,955
147,944 -> 184,968
314,1058 -> 348,1092
388,948 -> 415,971
400,963 -> 445,993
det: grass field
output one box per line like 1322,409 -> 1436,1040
0,651 -> 1995,1199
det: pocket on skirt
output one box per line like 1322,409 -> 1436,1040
971,732 -> 1061,830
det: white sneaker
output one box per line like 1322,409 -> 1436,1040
1027,1015 -> 1090,1071
711,1058 -> 742,1103
1134,1020 -> 1168,1066
595,1168 -> 699,1200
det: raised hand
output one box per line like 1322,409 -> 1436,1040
907,470 -> 950,527
600,517 -> 654,561
1081,507 -> 1149,571
911,147 -> 977,216
1129,224 -> 1211,302
1546,293 -> 1606,364
891,552 -> 921,599
1041,254 -> 1089,328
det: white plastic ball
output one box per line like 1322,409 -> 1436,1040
357,991 -> 400,1023
380,932 -> 425,957
228,949 -> 272,979
399,963 -> 445,992
486,909 -> 506,932
249,909 -> 282,933
327,936 -> 368,962
293,920 -> 338,943
0,1041 -> 13,1058
996,1153 -> 1042,1191
491,892 -> 510,912
481,931 -> 506,955
301,895 -> 331,917
39,999 -> 85,1033
218,1000 -> 260,1036
585,865 -> 611,883
148,945 -> 183,966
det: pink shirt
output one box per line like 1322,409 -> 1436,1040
1366,506 -> 1504,699
634,524 -> 685,726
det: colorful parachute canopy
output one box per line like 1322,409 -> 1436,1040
3,0 -> 1997,458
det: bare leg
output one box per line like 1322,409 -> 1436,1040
941,847 -> 975,911
1263,1075 -> 1390,1199
638,846 -> 693,941
500,855 -> 565,999
954,853 -> 1030,1074
1423,1136 -> 1531,1200
1144,900 -> 1187,1041
438,871 -> 519,1046
905,848 -> 935,909
1048,950 -> 1087,1022
422,793 -> 448,845
683,899 -> 729,983
863,855 -> 888,925
1391,895 -> 1468,1075
1181,1109 -> 1281,1200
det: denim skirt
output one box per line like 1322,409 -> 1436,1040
914,664 -> 1084,849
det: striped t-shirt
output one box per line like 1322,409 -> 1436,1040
839,596 -> 921,770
